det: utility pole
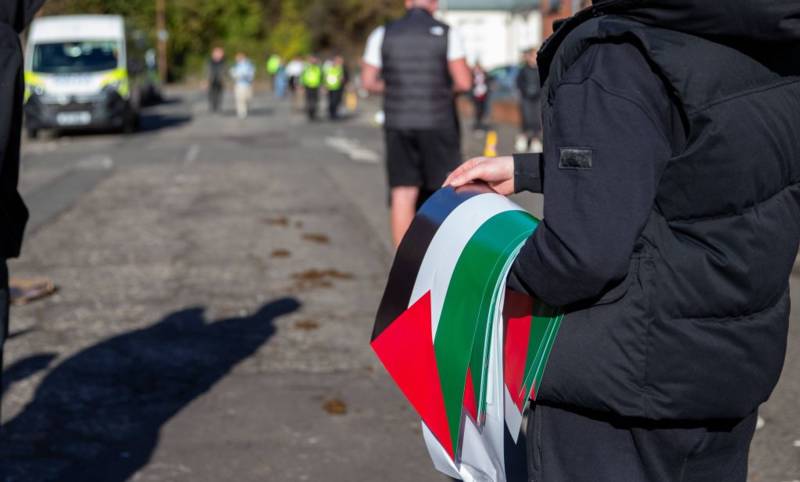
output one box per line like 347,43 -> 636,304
156,0 -> 168,82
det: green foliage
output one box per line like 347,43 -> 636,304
266,0 -> 311,60
39,0 -> 405,79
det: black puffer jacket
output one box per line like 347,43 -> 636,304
517,0 -> 800,421
0,0 -> 41,258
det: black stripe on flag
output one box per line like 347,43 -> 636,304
372,186 -> 487,341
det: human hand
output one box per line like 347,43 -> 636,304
443,156 -> 515,196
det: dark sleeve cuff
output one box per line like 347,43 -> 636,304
513,152 -> 543,194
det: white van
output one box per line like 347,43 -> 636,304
24,15 -> 155,137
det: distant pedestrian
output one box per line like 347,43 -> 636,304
471,62 -> 489,130
1,0 -> 43,419
207,47 -> 226,113
516,48 -> 542,152
285,57 -> 305,108
266,53 -> 287,99
324,55 -> 348,120
230,52 -> 255,119
301,55 -> 322,121
361,0 -> 472,246
266,54 -> 281,80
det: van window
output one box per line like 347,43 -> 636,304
32,41 -> 121,74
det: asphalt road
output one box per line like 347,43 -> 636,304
0,88 -> 797,481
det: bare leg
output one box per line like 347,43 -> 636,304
390,186 -> 420,247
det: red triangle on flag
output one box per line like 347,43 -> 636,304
371,291 -> 454,458
503,290 -> 534,412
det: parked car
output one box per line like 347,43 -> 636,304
487,64 -> 521,101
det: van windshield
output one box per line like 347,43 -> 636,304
32,40 -> 121,74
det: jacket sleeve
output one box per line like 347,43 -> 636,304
0,24 -> 21,190
513,152 -> 543,194
511,43 -> 673,307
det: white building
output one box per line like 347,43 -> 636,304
437,0 -> 542,69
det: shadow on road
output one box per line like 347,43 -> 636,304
0,297 -> 300,481
137,112 -> 193,133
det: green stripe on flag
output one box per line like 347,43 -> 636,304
433,210 -> 537,456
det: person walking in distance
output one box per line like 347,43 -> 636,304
229,52 -> 255,119
515,47 -> 542,152
266,53 -> 281,94
324,55 -> 348,120
301,55 -> 322,121
445,1 -> 800,480
361,0 -> 472,246
285,57 -> 305,109
207,47 -> 226,114
0,0 -> 44,420
471,61 -> 489,131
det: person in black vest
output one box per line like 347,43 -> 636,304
446,1 -> 800,480
361,0 -> 472,246
0,0 -> 41,421
207,47 -> 226,114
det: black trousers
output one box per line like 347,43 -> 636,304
527,403 -> 757,482
0,261 -> 8,421
306,88 -> 319,120
208,84 -> 223,113
473,96 -> 488,128
328,88 -> 343,119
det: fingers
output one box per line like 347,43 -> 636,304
443,157 -> 486,187
448,164 -> 491,188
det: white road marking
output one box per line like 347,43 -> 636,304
325,136 -> 380,164
185,144 -> 200,164
76,155 -> 113,170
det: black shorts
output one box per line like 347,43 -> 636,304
385,127 -> 462,192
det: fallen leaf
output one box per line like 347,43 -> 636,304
295,319 -> 320,331
302,233 -> 330,244
323,398 -> 347,415
271,249 -> 291,259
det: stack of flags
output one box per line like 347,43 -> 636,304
372,186 -> 563,481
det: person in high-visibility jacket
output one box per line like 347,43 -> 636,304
266,54 -> 281,76
266,54 -> 286,99
323,55 -> 348,120
301,55 -> 322,121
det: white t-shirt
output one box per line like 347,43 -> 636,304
362,24 -> 466,68
285,60 -> 305,77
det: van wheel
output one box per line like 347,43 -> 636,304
123,113 -> 139,134
26,128 -> 39,140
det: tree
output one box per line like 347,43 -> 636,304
37,0 -> 404,78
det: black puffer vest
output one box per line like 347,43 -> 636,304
381,8 -> 456,130
537,10 -> 800,420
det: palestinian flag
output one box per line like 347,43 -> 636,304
372,185 -> 563,481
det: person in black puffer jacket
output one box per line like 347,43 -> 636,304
445,1 -> 800,480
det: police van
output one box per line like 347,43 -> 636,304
24,15 -> 154,137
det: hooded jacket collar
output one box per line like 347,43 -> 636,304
538,0 -> 800,84
594,0 -> 800,43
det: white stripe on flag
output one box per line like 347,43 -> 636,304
409,193 -> 524,340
